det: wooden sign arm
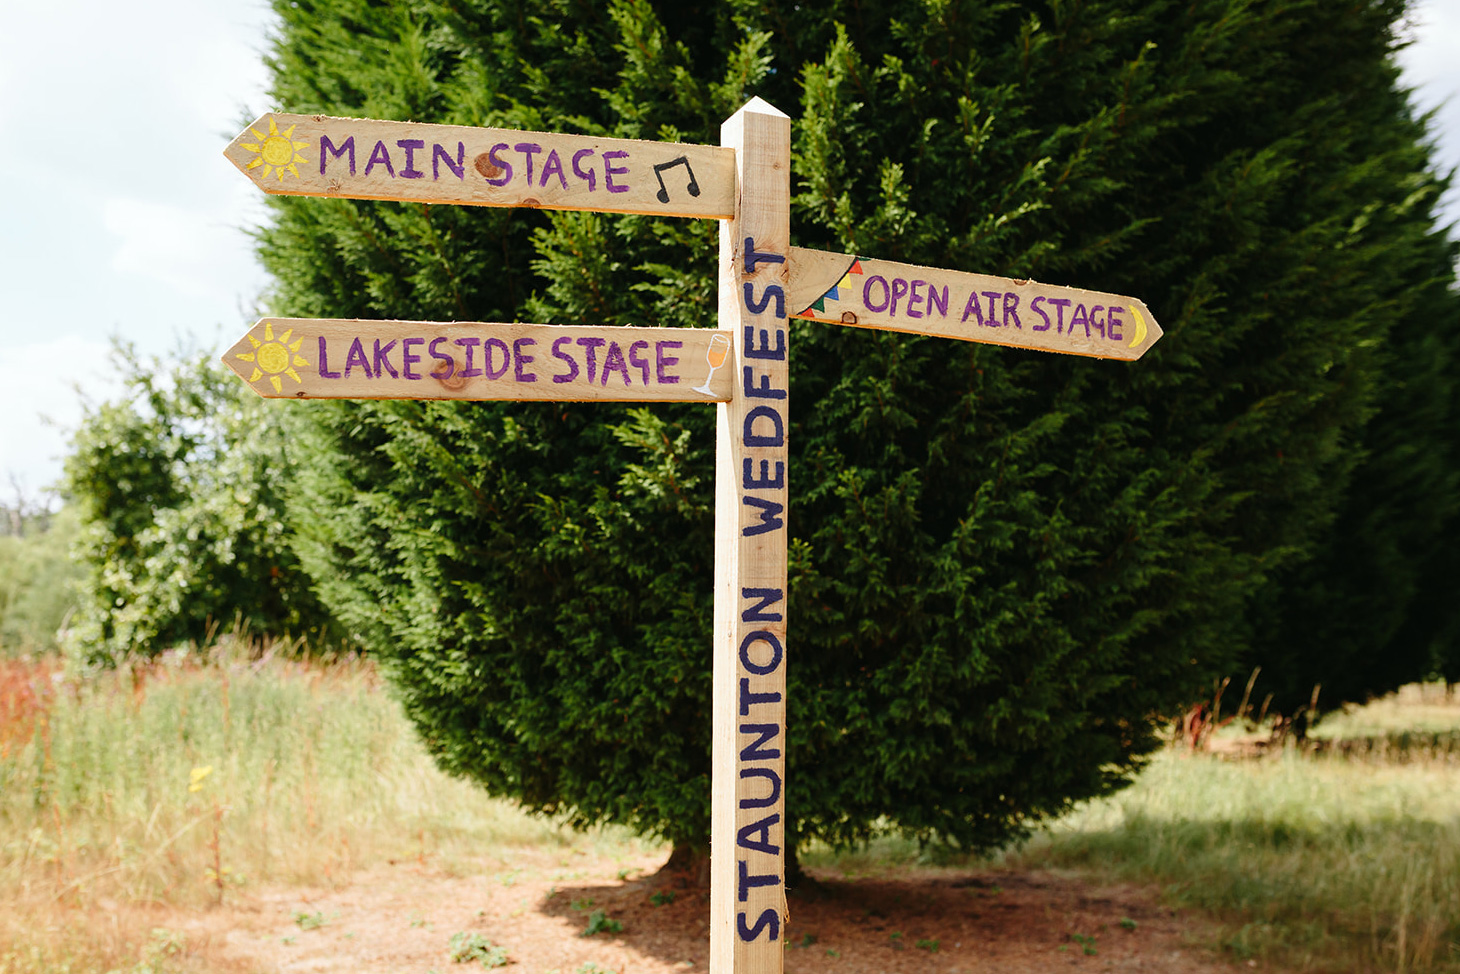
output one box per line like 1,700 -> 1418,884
785,246 -> 1163,361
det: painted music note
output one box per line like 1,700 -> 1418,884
653,156 -> 701,203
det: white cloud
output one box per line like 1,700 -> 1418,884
102,196 -> 261,300
0,336 -> 120,496
1397,0 -> 1460,228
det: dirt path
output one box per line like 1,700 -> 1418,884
168,847 -> 1247,973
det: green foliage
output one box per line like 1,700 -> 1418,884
1023,746 -> 1460,971
265,0 -> 1459,856
580,911 -> 623,937
0,506 -> 82,655
448,932 -> 509,966
62,343 -> 339,664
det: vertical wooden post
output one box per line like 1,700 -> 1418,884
711,97 -> 792,974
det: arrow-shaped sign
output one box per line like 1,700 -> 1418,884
225,113 -> 737,220
223,318 -> 735,402
786,248 -> 1162,360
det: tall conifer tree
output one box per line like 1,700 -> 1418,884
263,0 -> 1459,854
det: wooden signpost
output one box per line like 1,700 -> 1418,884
226,99 -> 1161,974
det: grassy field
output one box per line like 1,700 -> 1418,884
0,644 -> 640,974
1,646 -> 1457,973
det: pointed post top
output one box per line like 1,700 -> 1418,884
733,96 -> 790,119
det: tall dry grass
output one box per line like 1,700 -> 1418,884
0,642 -> 620,973
1019,688 -> 1460,973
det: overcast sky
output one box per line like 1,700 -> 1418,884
2,0 -> 1458,503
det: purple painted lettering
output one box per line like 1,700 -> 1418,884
742,458 -> 785,490
318,337 -> 341,379
514,142 -> 542,184
551,337 -> 579,383
889,277 -> 910,316
743,405 -> 784,447
602,150 -> 629,193
982,290 -> 1002,325
907,279 -> 925,318
571,149 -> 597,191
736,813 -> 780,854
739,767 -> 781,808
485,144 -> 513,186
738,724 -> 781,761
576,337 -> 605,383
364,140 -> 395,178
737,859 -> 780,901
344,338 -> 372,378
401,337 -> 424,379
1002,292 -> 1022,329
744,327 -> 785,361
740,679 -> 782,716
655,341 -> 682,383
628,340 -> 650,385
539,149 -> 568,189
743,238 -> 786,273
1030,296 -> 1051,332
1107,307 -> 1125,341
741,633 -> 788,677
865,276 -> 890,313
319,135 -> 355,176
740,588 -> 784,623
428,336 -> 453,378
738,909 -> 780,942
433,142 -> 465,180
1091,306 -> 1106,338
600,341 -> 631,386
512,337 -> 537,382
743,497 -> 784,536
960,290 -> 984,325
743,283 -> 785,318
483,337 -> 511,380
453,337 -> 483,377
928,284 -> 950,317
743,367 -> 786,400
372,339 -> 399,378
1070,303 -> 1091,337
397,139 -> 425,179
1048,298 -> 1072,334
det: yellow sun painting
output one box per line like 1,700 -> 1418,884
239,117 -> 310,181
235,322 -> 308,393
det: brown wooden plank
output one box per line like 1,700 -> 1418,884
787,247 -> 1163,360
710,97 -> 792,974
222,319 -> 734,402
225,113 -> 737,220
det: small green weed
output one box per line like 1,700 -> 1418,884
581,911 -> 623,937
293,910 -> 331,930
1072,932 -> 1098,955
650,890 -> 676,906
825,947 -> 840,958
571,897 -> 596,911
576,964 -> 617,974
448,931 -> 509,967
1119,917 -> 1138,931
916,938 -> 940,952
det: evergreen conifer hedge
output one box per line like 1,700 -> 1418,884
264,0 -> 1460,854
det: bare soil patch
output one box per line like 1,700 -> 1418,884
149,846 -> 1252,973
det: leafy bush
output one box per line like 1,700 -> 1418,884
62,343 -> 339,664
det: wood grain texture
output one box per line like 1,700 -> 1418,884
222,318 -> 735,402
787,247 -> 1163,360
710,97 -> 792,974
225,113 -> 736,220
